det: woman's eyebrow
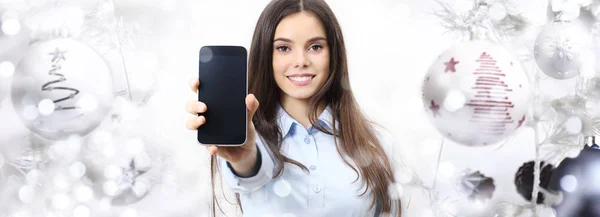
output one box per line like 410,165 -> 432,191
307,36 -> 326,42
273,36 -> 326,43
273,37 -> 292,43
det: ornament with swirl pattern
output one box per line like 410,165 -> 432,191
11,38 -> 114,140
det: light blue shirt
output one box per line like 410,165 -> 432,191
218,105 -> 394,217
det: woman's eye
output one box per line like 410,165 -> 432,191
309,44 -> 323,51
276,46 -> 290,52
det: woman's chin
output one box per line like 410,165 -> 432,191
282,90 -> 317,101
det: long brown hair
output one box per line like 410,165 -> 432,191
210,0 -> 401,216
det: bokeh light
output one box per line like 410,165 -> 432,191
438,161 -> 456,178
120,208 -> 138,217
273,179 -> 292,198
1,18 -> 21,35
73,185 -> 93,202
443,90 -> 466,112
560,175 -> 578,192
51,193 -> 72,210
77,94 -> 99,112
69,161 -> 86,178
0,61 -> 15,77
72,205 -> 90,217
18,185 -> 35,203
564,116 -> 582,134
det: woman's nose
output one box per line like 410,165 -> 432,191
294,51 -> 310,68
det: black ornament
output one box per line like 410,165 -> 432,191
549,143 -> 600,217
514,160 -> 555,204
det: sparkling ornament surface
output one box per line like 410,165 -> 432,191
533,21 -> 591,80
422,40 -> 532,146
11,38 -> 114,140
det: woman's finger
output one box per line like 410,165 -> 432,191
185,116 -> 206,130
246,94 -> 260,122
185,100 -> 207,115
189,78 -> 200,93
206,145 -> 218,155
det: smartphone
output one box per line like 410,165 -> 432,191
197,46 -> 247,146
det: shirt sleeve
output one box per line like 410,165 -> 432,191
217,134 -> 276,193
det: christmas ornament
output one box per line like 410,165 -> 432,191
533,20 -> 591,80
514,161 -> 555,204
458,170 -> 496,202
421,40 -> 531,146
549,136 -> 600,217
11,38 -> 114,140
82,133 -> 162,206
109,159 -> 151,206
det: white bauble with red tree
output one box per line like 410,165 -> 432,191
421,40 -> 532,146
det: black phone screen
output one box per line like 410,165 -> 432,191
197,46 -> 247,145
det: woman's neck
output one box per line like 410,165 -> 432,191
280,95 -> 326,130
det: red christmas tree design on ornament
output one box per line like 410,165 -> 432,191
466,52 -> 515,136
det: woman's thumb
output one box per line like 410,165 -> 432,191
246,94 -> 260,119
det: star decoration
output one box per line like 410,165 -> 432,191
430,100 -> 441,117
48,48 -> 67,63
118,159 -> 148,188
111,158 -> 151,205
444,57 -> 459,73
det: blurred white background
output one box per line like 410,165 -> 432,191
1,0 -> 577,216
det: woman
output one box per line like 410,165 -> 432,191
185,0 -> 402,216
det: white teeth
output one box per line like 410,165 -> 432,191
288,76 -> 313,82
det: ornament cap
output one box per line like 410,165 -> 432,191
584,135 -> 600,148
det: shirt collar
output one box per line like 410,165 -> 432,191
276,104 -> 336,137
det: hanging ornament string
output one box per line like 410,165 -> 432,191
432,138 -> 446,189
115,15 -> 133,102
465,0 -> 491,41
531,71 -> 541,216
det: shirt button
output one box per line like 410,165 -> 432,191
314,185 -> 321,193
309,165 -> 317,170
304,136 -> 311,144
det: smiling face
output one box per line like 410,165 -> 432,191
272,11 -> 330,102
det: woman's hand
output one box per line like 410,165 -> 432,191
185,78 -> 260,176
